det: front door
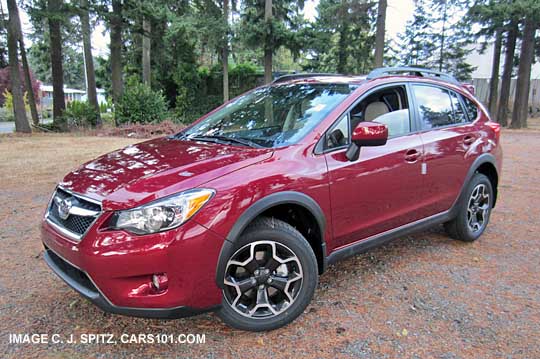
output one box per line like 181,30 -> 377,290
323,84 -> 428,250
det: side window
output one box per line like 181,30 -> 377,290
449,91 -> 468,123
372,109 -> 411,137
413,85 -> 454,129
325,114 -> 349,149
463,96 -> 479,121
351,85 -> 411,137
324,85 -> 412,150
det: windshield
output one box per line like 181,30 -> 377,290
180,83 -> 358,148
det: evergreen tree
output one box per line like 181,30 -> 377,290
374,0 -> 387,68
6,0 -> 31,132
109,0 -> 123,104
511,7 -> 539,128
26,0 -> 85,89
240,0 -> 305,82
304,0 -> 374,74
397,0 -> 475,80
79,0 -> 101,125
397,0 -> 436,68
47,0 -> 66,122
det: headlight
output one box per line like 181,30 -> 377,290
110,189 -> 215,235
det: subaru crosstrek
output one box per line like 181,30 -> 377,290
42,67 -> 502,331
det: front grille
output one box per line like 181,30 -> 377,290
47,188 -> 101,240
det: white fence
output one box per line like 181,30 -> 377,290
471,78 -> 540,115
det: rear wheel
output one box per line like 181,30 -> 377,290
445,173 -> 493,242
218,217 -> 318,331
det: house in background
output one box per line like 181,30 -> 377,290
40,85 -> 107,109
82,88 -> 107,106
466,44 -> 540,114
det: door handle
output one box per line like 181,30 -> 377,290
404,149 -> 420,163
463,135 -> 475,145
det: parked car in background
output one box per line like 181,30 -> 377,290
41,67 -> 502,331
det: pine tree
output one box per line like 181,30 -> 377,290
397,0 -> 436,68
79,0 -> 101,126
304,0 -> 373,74
511,13 -> 539,128
398,0 -> 475,80
240,0 -> 306,82
47,0 -> 66,123
6,0 -> 31,132
374,0 -> 387,68
110,0 -> 123,105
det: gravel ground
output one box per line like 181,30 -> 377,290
0,128 -> 539,359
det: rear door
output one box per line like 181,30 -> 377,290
323,83 -> 427,249
410,84 -> 477,215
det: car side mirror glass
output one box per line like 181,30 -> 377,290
346,122 -> 388,161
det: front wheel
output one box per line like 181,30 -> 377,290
445,173 -> 494,242
217,217 -> 318,331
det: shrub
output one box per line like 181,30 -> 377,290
2,90 -> 33,121
63,101 -> 99,128
93,120 -> 185,138
100,112 -> 115,126
0,106 -> 14,122
229,62 -> 258,78
175,94 -> 222,124
99,101 -> 109,113
3,89 -> 31,113
116,83 -> 168,124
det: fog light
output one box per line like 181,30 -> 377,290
151,273 -> 168,292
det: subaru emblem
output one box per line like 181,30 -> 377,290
56,197 -> 73,220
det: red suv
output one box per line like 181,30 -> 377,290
42,67 -> 502,331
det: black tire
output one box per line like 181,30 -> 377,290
217,217 -> 318,331
444,173 -> 494,242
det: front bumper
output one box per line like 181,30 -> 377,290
43,248 -> 217,318
41,213 -> 225,318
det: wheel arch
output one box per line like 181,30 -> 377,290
215,191 -> 327,288
452,153 -> 499,216
475,161 -> 499,207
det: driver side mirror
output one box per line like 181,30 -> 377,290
346,122 -> 388,161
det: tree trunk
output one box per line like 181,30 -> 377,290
142,18 -> 151,85
263,0 -> 272,84
8,0 -> 39,126
496,22 -> 517,126
488,28 -> 502,116
337,22 -> 347,73
222,0 -> 229,102
110,0 -> 123,105
6,0 -> 30,132
438,0 -> 448,72
80,0 -> 101,126
373,0 -> 387,68
510,17 -> 536,129
48,0 -> 65,124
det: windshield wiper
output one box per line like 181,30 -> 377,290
189,135 -> 263,148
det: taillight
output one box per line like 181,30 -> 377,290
487,121 -> 501,141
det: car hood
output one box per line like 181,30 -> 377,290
59,137 -> 273,211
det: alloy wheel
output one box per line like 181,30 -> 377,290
467,183 -> 490,233
223,240 -> 303,319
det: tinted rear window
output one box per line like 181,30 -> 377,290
462,96 -> 479,121
413,85 -> 455,129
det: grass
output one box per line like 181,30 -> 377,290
0,134 -> 139,190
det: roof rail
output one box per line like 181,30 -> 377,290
272,73 -> 343,84
366,67 -> 460,85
